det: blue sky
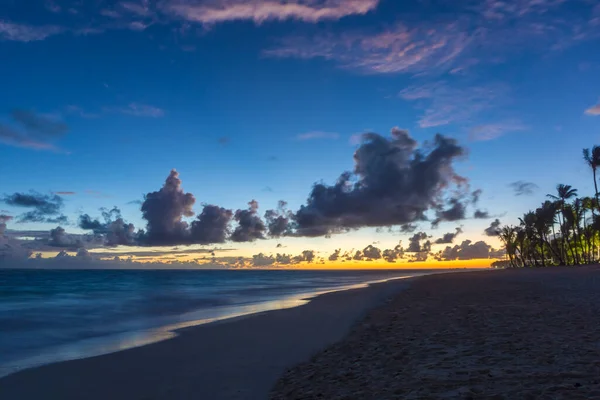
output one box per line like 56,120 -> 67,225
1,0 -> 599,267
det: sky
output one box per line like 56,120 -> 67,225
0,0 -> 599,269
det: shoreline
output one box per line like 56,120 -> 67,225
0,270 -> 456,399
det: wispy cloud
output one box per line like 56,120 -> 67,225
0,109 -> 68,152
265,0 -> 599,76
296,131 -> 339,141
585,102 -> 600,116
399,81 -> 509,128
0,20 -> 64,42
111,103 -> 165,118
165,0 -> 380,25
469,121 -> 527,141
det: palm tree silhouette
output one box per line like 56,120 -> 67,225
547,184 -> 578,265
583,146 -> 600,213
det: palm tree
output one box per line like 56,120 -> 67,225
548,184 -> 578,265
499,226 -> 518,268
583,146 -> 600,213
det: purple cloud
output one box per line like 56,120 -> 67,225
585,102 -> 600,116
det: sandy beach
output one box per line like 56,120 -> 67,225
3,267 -> 600,400
0,273 -> 414,400
273,267 -> 600,399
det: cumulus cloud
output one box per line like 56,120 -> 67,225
328,248 -> 341,261
264,201 -> 292,237
437,239 -> 504,261
293,250 -> 316,263
252,253 -> 275,267
190,205 -> 234,244
433,198 -> 468,227
509,181 -> 539,196
79,207 -> 137,246
49,226 -> 79,248
361,244 -> 382,260
435,227 -> 463,244
2,191 -> 67,224
140,169 -> 196,246
231,200 -> 267,242
382,244 -> 404,263
292,128 -> 467,237
0,109 -> 68,151
407,232 -> 431,253
484,219 -> 502,237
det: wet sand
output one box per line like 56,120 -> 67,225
0,274 -> 417,400
272,267 -> 600,399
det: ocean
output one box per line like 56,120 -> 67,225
0,268 -> 444,377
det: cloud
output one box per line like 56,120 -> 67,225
585,103 -> 600,116
265,1 -> 598,76
0,21 -> 64,42
400,82 -> 507,128
140,169 -> 196,246
328,249 -> 341,261
55,191 -> 76,195
217,136 -> 230,146
293,250 -> 316,263
361,244 -> 382,260
2,192 -> 68,224
230,200 -> 267,242
113,103 -> 165,118
437,239 -> 504,261
432,198 -> 468,227
49,226 -> 80,248
382,243 -> 404,263
190,205 -> 234,244
292,128 -> 468,237
252,253 -> 275,267
296,131 -> 339,141
435,227 -> 463,244
509,181 -> 539,196
484,219 -> 502,237
0,109 -> 69,151
165,0 -> 380,25
469,122 -> 526,141
0,214 -> 13,235
264,201 -> 292,237
407,232 -> 431,253
474,209 -> 490,219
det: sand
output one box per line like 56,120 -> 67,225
272,267 -> 600,399
0,275 -> 414,400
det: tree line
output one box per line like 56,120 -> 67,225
495,146 -> 600,268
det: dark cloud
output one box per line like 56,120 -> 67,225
362,244 -> 382,260
509,181 -> 539,196
78,207 -> 137,246
471,189 -> 482,204
0,109 -> 68,151
293,128 -> 467,237
2,191 -> 67,224
400,223 -> 418,233
140,169 -> 196,246
433,198 -> 467,227
328,249 -> 341,261
231,200 -> 266,242
252,253 -> 275,267
0,214 -> 13,235
474,209 -> 490,219
353,250 -> 363,260
293,250 -> 316,263
49,226 -> 79,248
407,232 -> 431,253
435,227 -> 463,244
437,240 -> 504,261
264,200 -> 292,237
484,219 -> 502,237
190,205 -> 233,244
382,244 -> 404,263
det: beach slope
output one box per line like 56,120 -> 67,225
272,267 -> 600,399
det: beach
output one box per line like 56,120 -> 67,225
0,272 -> 416,400
273,267 -> 600,399
3,267 -> 600,399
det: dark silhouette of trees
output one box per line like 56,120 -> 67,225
498,147 -> 600,267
